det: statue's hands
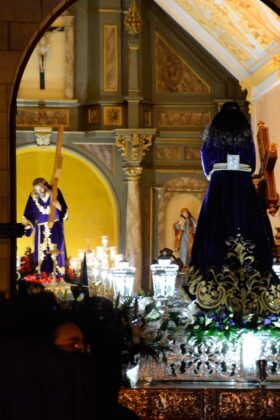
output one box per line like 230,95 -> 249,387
52,200 -> 62,211
178,217 -> 185,227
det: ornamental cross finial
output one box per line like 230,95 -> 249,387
124,0 -> 143,35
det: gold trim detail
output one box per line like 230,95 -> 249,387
115,133 -> 153,162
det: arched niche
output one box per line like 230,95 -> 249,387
16,146 -> 119,258
156,176 -> 208,254
165,193 -> 201,251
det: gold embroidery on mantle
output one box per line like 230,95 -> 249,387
186,234 -> 280,314
156,34 -> 210,94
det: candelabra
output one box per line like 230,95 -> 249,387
69,236 -> 135,299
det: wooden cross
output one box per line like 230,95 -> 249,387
256,121 -> 280,261
257,121 -> 278,215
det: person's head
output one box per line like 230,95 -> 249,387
32,177 -> 51,195
180,208 -> 191,218
53,321 -> 85,353
203,101 -> 253,148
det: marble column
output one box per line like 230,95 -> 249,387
63,15 -> 74,99
124,166 -> 143,293
115,128 -> 155,292
124,0 -> 143,128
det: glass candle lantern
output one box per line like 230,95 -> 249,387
150,259 -> 179,298
111,261 -> 136,297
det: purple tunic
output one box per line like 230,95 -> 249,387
23,189 -> 68,276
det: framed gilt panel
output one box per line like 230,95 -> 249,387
103,25 -> 118,92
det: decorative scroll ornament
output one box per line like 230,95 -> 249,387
124,0 -> 143,35
115,134 -> 153,162
34,126 -> 52,146
185,233 -> 280,315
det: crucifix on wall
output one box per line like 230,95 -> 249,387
37,35 -> 50,89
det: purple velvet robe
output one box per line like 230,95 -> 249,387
190,136 -> 273,272
23,189 -> 68,276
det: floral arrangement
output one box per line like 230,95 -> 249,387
18,247 -> 36,277
64,258 -> 81,285
153,301 -> 280,346
18,247 -> 61,284
115,297 -> 280,365
115,296 -> 171,365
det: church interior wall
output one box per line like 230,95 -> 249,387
3,0 -> 274,293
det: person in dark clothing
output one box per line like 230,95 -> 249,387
76,295 -> 140,420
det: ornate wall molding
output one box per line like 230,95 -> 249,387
155,145 -> 180,161
158,111 -> 210,128
103,25 -> 118,92
153,0 -> 280,80
156,34 -> 210,94
16,109 -> 69,127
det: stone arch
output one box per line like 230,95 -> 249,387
2,0 -> 77,293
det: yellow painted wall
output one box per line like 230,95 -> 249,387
16,146 -> 119,258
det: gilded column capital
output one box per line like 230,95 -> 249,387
124,0 -> 143,35
124,166 -> 143,181
115,131 -> 154,163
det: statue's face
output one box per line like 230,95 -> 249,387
182,210 -> 189,218
33,184 -> 47,195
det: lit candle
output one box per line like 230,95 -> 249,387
101,235 -> 108,248
78,249 -> 85,260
